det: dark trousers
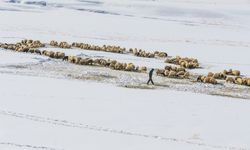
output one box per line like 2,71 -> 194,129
147,78 -> 154,85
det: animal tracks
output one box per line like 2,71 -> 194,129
0,142 -> 64,150
0,109 -> 248,150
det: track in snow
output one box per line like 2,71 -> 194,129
0,109 -> 248,150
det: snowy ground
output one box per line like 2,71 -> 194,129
1,0 -> 250,150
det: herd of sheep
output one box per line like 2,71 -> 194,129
0,39 -> 249,87
197,69 -> 250,86
156,65 -> 190,79
165,56 -> 199,69
50,40 -> 168,58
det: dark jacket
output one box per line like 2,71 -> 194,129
149,69 -> 154,78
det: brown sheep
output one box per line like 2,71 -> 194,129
156,69 -> 165,76
177,71 -> 185,76
197,75 -> 204,82
138,66 -> 147,72
232,70 -> 240,76
209,77 -> 217,84
235,77 -> 243,85
207,72 -> 214,77
50,40 -> 58,47
168,70 -> 177,78
125,63 -> 135,71
226,77 -> 235,83
164,70 -> 169,76
247,79 -> 250,86
54,52 -> 65,59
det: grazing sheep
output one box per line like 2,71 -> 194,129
157,52 -> 168,57
177,67 -> 186,72
247,79 -> 250,86
197,75 -> 205,82
209,77 -> 217,84
177,71 -> 185,76
232,70 -> 240,76
164,70 -> 169,76
138,66 -> 147,72
68,56 -> 76,63
54,52 -> 65,59
125,63 -> 135,71
165,56 -> 199,69
212,73 -> 220,79
63,56 -> 68,61
224,69 -> 240,76
235,77 -> 243,85
226,77 -> 235,83
50,40 -> 58,46
168,70 -> 177,78
59,42 -> 71,49
164,65 -> 172,71
197,76 -> 217,84
183,72 -> 190,78
156,69 -> 165,76
207,72 -> 214,77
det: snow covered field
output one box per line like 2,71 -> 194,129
1,0 -> 250,150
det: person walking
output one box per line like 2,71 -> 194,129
147,68 -> 154,85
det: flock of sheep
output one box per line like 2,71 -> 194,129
0,39 -> 250,87
165,56 -> 199,69
197,69 -> 250,86
156,66 -> 190,79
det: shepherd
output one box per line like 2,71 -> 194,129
147,68 -> 154,85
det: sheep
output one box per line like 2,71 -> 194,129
164,70 -> 169,76
156,69 -> 165,76
79,58 -> 93,65
232,70 -> 240,76
34,49 -> 41,55
125,63 -> 135,71
54,52 -> 65,59
59,42 -> 71,49
207,72 -> 227,80
235,77 -> 243,85
138,66 -> 147,72
43,51 -> 55,58
207,72 -> 214,77
203,77 -> 217,84
226,77 -> 235,83
50,40 -> 58,47
63,56 -> 68,61
68,56 -> 76,63
165,56 -> 199,69
247,79 -> 250,86
157,52 -> 168,57
197,76 -> 217,84
168,70 -> 177,78
177,71 -> 185,76
183,72 -> 190,79
223,69 -> 241,76
209,77 -> 217,84
114,62 -> 123,70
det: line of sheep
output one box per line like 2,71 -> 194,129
197,69 -> 250,86
40,50 -> 148,73
129,48 -> 168,58
49,40 -> 168,58
165,56 -> 199,69
0,40 -> 148,73
155,65 -> 190,79
0,39 -> 44,53
1,39 -> 249,87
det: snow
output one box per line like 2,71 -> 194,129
0,73 -> 250,150
1,0 -> 250,149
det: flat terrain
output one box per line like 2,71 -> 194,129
0,0 -> 250,150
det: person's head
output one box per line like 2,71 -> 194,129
151,68 -> 154,71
